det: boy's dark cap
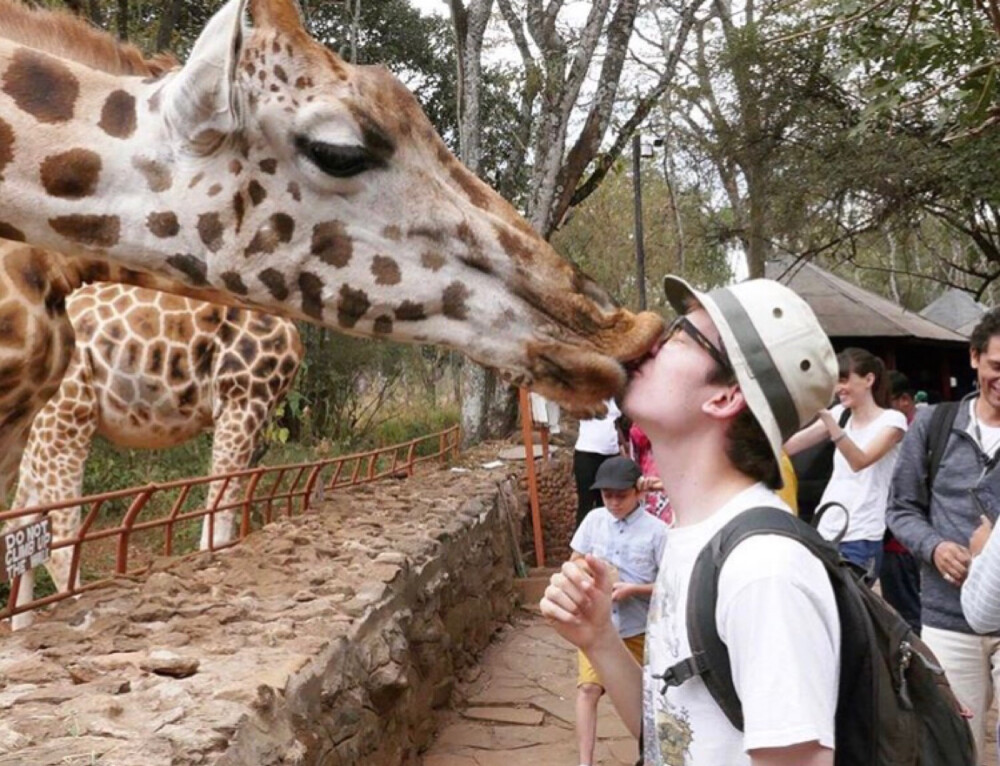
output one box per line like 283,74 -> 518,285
591,456 -> 642,490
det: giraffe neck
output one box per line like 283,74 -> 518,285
0,40 -> 251,307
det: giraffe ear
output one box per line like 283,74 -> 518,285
161,0 -> 248,148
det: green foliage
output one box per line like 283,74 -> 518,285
552,160 -> 731,310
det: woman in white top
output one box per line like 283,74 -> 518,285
786,348 -> 907,580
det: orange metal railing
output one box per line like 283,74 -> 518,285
1,426 -> 460,623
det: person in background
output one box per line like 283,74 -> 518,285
883,370 -> 922,632
628,422 -> 672,524
785,348 -> 907,581
570,456 -> 667,766
574,399 -> 624,529
889,308 -> 1000,761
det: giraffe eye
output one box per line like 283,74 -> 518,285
295,135 -> 376,178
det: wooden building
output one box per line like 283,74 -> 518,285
765,259 -> 972,401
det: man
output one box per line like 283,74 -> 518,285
883,370 -> 922,633
541,277 -> 840,766
888,308 -> 1000,761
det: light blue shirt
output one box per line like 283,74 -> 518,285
570,504 -> 668,638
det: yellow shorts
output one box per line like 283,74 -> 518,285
578,634 -> 645,689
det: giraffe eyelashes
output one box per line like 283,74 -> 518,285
294,135 -> 380,179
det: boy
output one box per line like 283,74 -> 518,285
570,455 -> 668,766
541,277 -> 840,766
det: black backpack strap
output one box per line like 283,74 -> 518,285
927,401 -> 960,490
657,506 -> 842,731
839,408 -> 851,428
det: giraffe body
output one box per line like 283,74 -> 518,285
9,281 -> 302,629
0,0 -> 664,417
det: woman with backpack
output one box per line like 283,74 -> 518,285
786,347 -> 907,580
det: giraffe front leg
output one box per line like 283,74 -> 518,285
200,406 -> 261,550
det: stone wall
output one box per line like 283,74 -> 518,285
0,464 -> 526,765
520,450 -> 577,566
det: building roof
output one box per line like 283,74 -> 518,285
763,259 -> 967,343
919,288 -> 987,335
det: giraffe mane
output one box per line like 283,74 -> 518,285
0,0 -> 178,77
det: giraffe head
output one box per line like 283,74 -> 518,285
0,0 -> 664,413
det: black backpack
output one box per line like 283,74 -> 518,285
655,506 -> 975,765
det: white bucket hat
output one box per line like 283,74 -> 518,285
663,276 -> 837,468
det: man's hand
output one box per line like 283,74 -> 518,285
933,541 -> 973,585
539,555 -> 616,651
970,515 -> 994,558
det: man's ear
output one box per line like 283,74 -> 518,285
701,385 -> 747,422
972,348 -> 981,370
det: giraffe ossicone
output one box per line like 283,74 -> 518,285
0,0 -> 664,414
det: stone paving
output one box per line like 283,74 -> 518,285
424,607 -> 637,766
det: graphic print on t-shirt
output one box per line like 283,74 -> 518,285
644,566 -> 694,764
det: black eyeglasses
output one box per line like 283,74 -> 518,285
666,315 -> 732,375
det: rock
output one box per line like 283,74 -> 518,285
140,650 -> 199,679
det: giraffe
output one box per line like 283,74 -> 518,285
7,281 -> 302,629
0,0 -> 664,422
0,239 -> 245,505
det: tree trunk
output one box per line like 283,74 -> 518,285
156,0 -> 183,52
117,0 -> 129,41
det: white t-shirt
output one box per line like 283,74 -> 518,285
642,484 -> 840,765
817,405 -> 907,543
575,398 -> 621,455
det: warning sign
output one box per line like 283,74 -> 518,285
1,518 -> 51,583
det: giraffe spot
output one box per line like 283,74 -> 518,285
0,222 -> 25,241
372,255 -> 401,285
229,159 -> 242,175
421,251 -> 445,272
287,181 -> 301,201
237,336 -> 257,364
272,39 -> 282,55
131,307 -> 161,339
450,165 -> 492,210
0,304 -> 26,348
244,62 -> 256,77
207,183 -> 222,196
197,212 -> 224,252
166,253 -> 209,285
221,271 -> 249,295
98,90 -> 137,139
246,213 -> 295,256
494,224 -> 534,263
442,281 -> 471,320
192,129 -> 226,154
337,284 -> 370,329
395,300 -> 426,322
40,149 -> 102,198
233,192 -> 245,233
124,340 -> 142,370
0,117 -> 13,179
50,215 -> 120,247
259,158 -> 277,174
147,343 -> 165,375
373,316 -> 393,335
169,349 -> 189,383
311,221 -> 352,267
218,322 -> 237,346
146,211 -> 180,238
248,180 -> 267,206
383,225 -> 401,241
193,338 -> 215,377
294,75 -> 313,89
274,64 -> 288,83
298,272 -> 324,320
132,156 -> 172,192
259,268 -> 289,300
189,172 -> 204,188
2,49 -> 79,123
253,356 -> 279,378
